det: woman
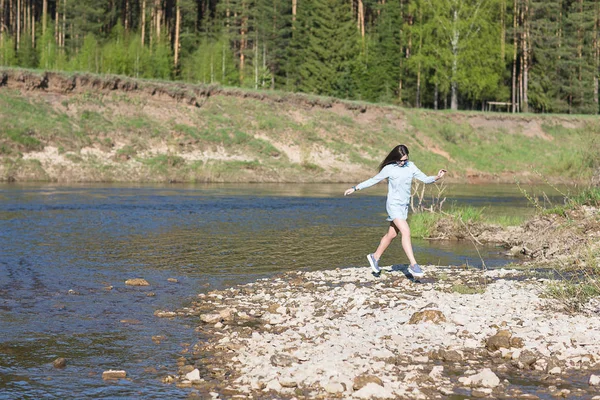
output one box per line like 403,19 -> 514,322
344,144 -> 446,277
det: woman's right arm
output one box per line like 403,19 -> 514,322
344,166 -> 390,196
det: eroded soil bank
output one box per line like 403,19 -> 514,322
1,68 -> 599,184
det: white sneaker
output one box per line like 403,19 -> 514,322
367,254 -> 380,274
408,264 -> 424,278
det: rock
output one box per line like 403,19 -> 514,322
270,353 -> 298,367
200,314 -> 222,324
469,368 -> 500,388
265,379 -> 282,391
125,278 -> 149,286
152,335 -> 166,344
324,381 -> 344,393
408,309 -> 447,324
590,374 -> 600,386
250,380 -> 266,390
279,377 -> 298,388
548,367 -> 562,375
167,278 -> 178,283
179,365 -> 195,375
353,382 -> 394,399
509,246 -> 523,256
510,337 -> 524,348
429,366 -> 444,379
441,349 -> 463,362
102,370 -> 127,380
517,350 -> 537,369
154,310 -> 177,318
218,308 -> 235,322
185,369 -> 201,382
472,388 -> 492,398
486,330 -> 512,351
353,374 -> 383,391
53,358 -> 67,368
162,375 -> 176,384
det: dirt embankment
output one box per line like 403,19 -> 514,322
428,206 -> 600,268
1,69 -> 598,184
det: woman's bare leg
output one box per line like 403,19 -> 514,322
373,223 -> 399,260
393,218 -> 418,266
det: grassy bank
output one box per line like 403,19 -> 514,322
1,68 -> 600,183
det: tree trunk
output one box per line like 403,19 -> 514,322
174,0 -> 180,67
522,0 -> 528,113
31,0 -> 34,47
16,0 -> 20,50
42,0 -> 47,35
398,0 -> 404,103
595,0 -> 599,113
0,0 -> 4,42
292,0 -> 296,23
501,0 -> 505,59
434,82 -> 438,110
155,0 -> 161,41
141,0 -> 146,46
450,9 -> 459,110
62,0 -> 66,48
254,38 -> 258,89
416,68 -> 421,108
125,0 -> 130,32
358,0 -> 365,38
512,0 -> 518,113
55,0 -> 59,45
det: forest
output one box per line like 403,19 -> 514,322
0,0 -> 599,114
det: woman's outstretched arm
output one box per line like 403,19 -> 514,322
412,163 -> 446,184
344,166 -> 391,196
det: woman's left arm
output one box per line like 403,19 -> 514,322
412,163 -> 447,184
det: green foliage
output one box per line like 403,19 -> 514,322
0,35 -> 17,66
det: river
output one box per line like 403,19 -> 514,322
0,182 -> 561,398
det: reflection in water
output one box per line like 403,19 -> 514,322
0,182 -> 551,398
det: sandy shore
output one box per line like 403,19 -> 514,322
159,265 -> 600,399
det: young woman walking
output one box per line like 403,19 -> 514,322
344,144 -> 446,277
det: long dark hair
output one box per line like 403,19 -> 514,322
378,144 -> 409,172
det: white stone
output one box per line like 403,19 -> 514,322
352,383 -> 395,399
549,367 -> 562,375
324,381 -> 344,394
590,374 -> 600,386
265,379 -> 282,391
469,368 -> 500,388
185,369 -> 201,382
429,366 -> 444,379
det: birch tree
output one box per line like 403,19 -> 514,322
424,0 -> 500,110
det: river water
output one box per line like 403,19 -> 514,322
0,182 -> 561,398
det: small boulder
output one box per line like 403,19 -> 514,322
200,313 -> 222,324
409,309 -> 447,324
185,369 -> 201,382
125,278 -> 149,286
353,374 -> 383,391
324,381 -> 345,393
270,353 -> 298,367
486,330 -> 512,351
102,370 -> 127,380
53,358 -> 67,369
469,368 -> 500,388
590,374 -> 600,386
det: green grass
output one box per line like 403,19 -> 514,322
450,284 -> 485,295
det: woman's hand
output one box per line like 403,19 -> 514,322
344,187 -> 356,196
436,169 -> 447,180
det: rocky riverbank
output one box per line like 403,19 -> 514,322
157,265 -> 600,399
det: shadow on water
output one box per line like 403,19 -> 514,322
0,182 -> 558,398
